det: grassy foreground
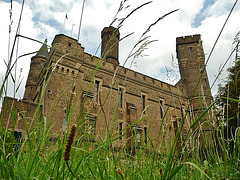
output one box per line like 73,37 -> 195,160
1,1 -> 240,179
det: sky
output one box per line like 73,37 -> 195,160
0,0 -> 240,101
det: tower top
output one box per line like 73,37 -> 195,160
101,26 -> 120,65
176,34 -> 201,45
101,26 -> 120,39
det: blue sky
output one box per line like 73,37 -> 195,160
0,0 -> 240,100
193,0 -> 215,27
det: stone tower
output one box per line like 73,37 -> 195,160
101,26 -> 120,65
176,35 -> 213,145
23,39 -> 48,101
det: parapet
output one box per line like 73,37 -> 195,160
51,34 -> 84,60
176,34 -> 201,45
101,26 -> 120,39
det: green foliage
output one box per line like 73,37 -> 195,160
217,39 -> 240,151
1,1 -> 240,179
0,128 -> 16,157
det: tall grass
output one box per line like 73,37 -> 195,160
0,1 -> 240,179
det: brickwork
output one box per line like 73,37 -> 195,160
0,97 -> 42,137
0,26 -> 214,151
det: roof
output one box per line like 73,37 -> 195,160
36,39 -> 48,58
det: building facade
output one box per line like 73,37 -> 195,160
1,26 -> 214,152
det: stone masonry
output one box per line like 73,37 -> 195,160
1,26 -> 214,152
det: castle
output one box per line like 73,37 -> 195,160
1,26 -> 214,152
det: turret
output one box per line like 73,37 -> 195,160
101,26 -> 120,65
176,35 -> 212,110
176,35 -> 214,146
23,39 -> 48,101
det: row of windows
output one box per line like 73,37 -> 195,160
119,123 -> 148,146
93,80 -> 164,117
62,111 -> 148,145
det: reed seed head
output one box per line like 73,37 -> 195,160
160,167 -> 163,176
39,150 -> 44,157
204,168 -> 208,175
64,124 -> 77,161
116,167 -> 124,177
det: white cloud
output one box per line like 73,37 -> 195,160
0,1 -> 41,99
1,0 -> 240,102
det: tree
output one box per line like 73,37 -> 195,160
217,33 -> 240,151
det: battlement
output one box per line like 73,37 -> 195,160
101,26 -> 120,39
51,34 -> 84,60
176,34 -> 201,45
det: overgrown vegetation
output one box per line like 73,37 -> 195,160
0,0 -> 240,179
216,33 -> 240,154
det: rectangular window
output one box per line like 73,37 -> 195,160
85,114 -> 96,142
173,120 -> 179,135
189,47 -> 193,55
181,107 -> 184,117
14,131 -> 22,151
62,110 -> 67,131
160,100 -> 163,118
134,126 -> 142,148
119,88 -> 123,108
119,122 -> 123,140
142,95 -> 146,114
144,127 -> 147,144
94,80 -> 100,102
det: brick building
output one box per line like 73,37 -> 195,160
1,26 -> 214,152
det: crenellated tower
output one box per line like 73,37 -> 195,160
23,39 -> 48,101
176,35 -> 213,145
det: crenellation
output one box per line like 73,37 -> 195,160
1,26 -> 214,153
176,34 -> 201,45
52,34 -> 84,60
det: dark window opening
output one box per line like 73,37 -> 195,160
160,100 -> 163,118
173,120 -> 179,135
119,88 -> 123,108
144,127 -> 147,144
189,47 -> 193,55
14,131 -> 22,151
205,78 -> 208,85
181,107 -> 184,118
94,80 -> 100,102
142,95 -> 146,114
119,122 -> 123,140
